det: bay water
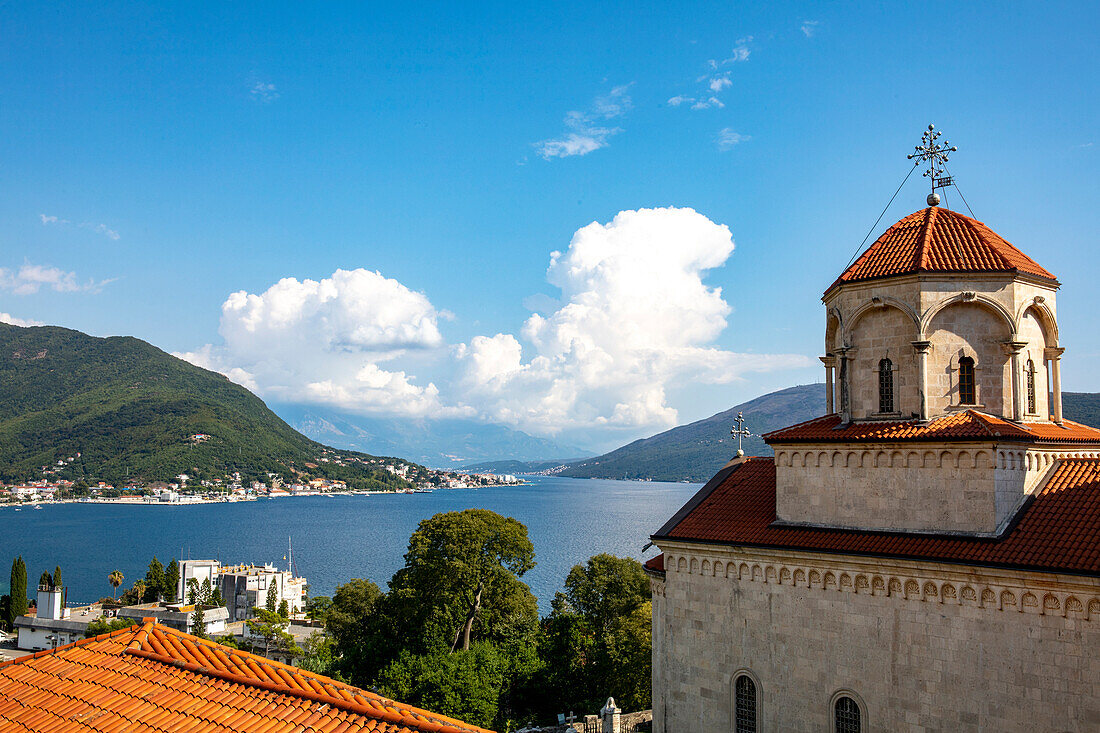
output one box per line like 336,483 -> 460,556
0,476 -> 698,613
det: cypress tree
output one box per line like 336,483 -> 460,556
164,559 -> 180,603
53,565 -> 62,589
9,557 -> 27,622
265,582 -> 277,613
39,570 -> 52,588
144,557 -> 165,603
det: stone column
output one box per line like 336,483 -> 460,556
1004,341 -> 1028,422
601,697 -> 621,733
911,340 -> 931,422
836,347 -> 851,423
1046,347 -> 1065,424
820,355 -> 836,414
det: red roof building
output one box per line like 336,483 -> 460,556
0,620 -> 494,733
648,191 -> 1100,732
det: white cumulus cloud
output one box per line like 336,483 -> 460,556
176,268 -> 458,417
457,207 -> 812,437
801,20 -> 819,37
251,81 -> 279,102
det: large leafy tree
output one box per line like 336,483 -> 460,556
387,509 -> 538,656
533,554 -> 652,714
326,578 -> 388,685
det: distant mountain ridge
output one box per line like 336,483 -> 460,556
275,404 -> 587,469
0,323 -> 412,489
536,385 -> 1100,483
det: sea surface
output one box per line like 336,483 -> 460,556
0,476 -> 698,614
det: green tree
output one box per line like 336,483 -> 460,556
247,607 -> 300,659
53,565 -> 62,589
387,509 -> 537,655
326,578 -> 388,685
85,617 -> 137,638
297,632 -> 336,675
39,570 -> 52,588
186,578 -> 200,605
164,559 -> 180,603
108,570 -> 124,599
191,604 -> 207,638
143,557 -> 165,603
200,578 -> 212,605
210,584 -> 224,607
8,557 -> 27,625
265,582 -> 277,613
534,554 -> 652,714
304,595 -> 332,624
278,599 -> 289,619
119,579 -> 146,606
0,595 -> 9,632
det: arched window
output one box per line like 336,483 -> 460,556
878,358 -> 894,413
734,674 -> 757,733
834,695 -> 861,733
1026,359 -> 1036,414
958,356 -> 976,404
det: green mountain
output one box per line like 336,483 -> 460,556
557,385 -> 1100,483
0,323 -> 411,489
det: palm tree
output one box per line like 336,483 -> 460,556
108,570 -> 124,599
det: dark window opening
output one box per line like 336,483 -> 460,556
834,696 -> 861,733
878,358 -> 894,413
734,675 -> 757,733
958,357 -> 976,404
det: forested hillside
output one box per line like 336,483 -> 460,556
0,323 -> 410,489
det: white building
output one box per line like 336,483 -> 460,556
177,559 -> 307,621
15,585 -> 101,651
117,602 -> 228,636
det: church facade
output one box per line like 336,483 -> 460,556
646,201 -> 1100,732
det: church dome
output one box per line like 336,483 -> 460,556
828,206 -> 1057,292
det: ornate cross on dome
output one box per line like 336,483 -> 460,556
731,411 -> 752,457
907,124 -> 957,205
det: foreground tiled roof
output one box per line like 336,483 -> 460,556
764,410 -> 1100,444
828,207 -> 1056,292
653,458 -> 1100,575
0,621 -> 494,733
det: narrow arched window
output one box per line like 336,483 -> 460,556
734,674 -> 757,733
834,696 -> 861,733
958,357 -> 976,405
1026,359 -> 1036,414
878,358 -> 894,413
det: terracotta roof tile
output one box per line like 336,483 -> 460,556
828,207 -> 1056,293
654,458 -> 1100,575
0,622 -> 495,733
763,410 -> 1100,444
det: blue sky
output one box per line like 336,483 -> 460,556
1,1 -> 1097,451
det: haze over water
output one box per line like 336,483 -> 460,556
0,477 -> 697,614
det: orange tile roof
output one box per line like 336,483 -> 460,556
828,207 -> 1056,293
643,555 -> 665,573
0,621 -> 495,733
653,458 -> 1100,575
763,410 -> 1100,445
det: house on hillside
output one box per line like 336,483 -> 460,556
0,619 -> 494,733
648,180 -> 1100,730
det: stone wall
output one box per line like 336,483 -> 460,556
650,542 -> 1100,733
770,442 -> 1092,535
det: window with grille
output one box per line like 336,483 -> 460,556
958,357 -> 976,404
834,696 -> 861,733
878,358 -> 894,413
1026,359 -> 1036,413
734,674 -> 756,733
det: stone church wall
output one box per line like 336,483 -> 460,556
770,443 -> 1089,535
650,543 -> 1100,733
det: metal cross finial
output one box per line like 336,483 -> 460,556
731,411 -> 752,457
907,123 -> 957,205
